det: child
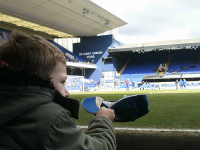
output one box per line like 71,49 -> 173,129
0,31 -> 116,150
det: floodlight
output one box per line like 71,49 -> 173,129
82,8 -> 89,16
105,19 -> 110,26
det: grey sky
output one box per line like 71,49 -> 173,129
91,0 -> 200,44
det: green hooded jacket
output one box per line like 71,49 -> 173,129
0,68 -> 116,150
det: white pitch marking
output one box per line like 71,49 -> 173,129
153,91 -> 173,94
78,126 -> 200,132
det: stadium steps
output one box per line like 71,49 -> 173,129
157,55 -> 171,75
156,64 -> 161,74
119,58 -> 132,75
165,55 -> 171,73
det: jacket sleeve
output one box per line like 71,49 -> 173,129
43,109 -> 116,150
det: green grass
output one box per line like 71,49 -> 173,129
69,89 -> 200,129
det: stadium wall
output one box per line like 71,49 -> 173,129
73,35 -> 117,82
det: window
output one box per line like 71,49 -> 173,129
102,57 -> 113,63
102,71 -> 114,79
54,37 -> 80,52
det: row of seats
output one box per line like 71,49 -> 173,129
168,51 -> 200,74
85,83 -> 96,88
123,53 -> 168,75
138,83 -> 200,88
121,51 -> 200,82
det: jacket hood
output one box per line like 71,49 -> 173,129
0,85 -> 55,126
0,67 -> 80,126
0,65 -> 55,90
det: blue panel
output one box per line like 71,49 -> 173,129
73,35 -> 114,82
0,28 -> 11,38
73,35 -> 113,64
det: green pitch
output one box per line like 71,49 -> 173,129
70,89 -> 200,129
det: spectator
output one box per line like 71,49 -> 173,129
183,79 -> 187,89
132,79 -> 136,91
179,79 -> 183,89
117,73 -> 120,78
175,79 -> 179,89
95,85 -> 99,91
159,83 -> 161,90
90,79 -> 94,83
75,57 -> 78,62
0,31 -> 116,150
126,78 -> 129,91
102,73 -> 104,78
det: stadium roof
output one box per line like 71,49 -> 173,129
108,38 -> 200,53
0,0 -> 127,37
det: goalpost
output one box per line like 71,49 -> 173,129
65,75 -> 84,92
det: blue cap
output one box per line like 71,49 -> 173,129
82,94 -> 149,122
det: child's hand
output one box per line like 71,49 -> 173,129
96,107 -> 115,122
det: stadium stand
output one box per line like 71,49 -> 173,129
85,83 -> 96,88
66,76 -> 84,92
118,52 -> 168,82
167,50 -> 200,74
48,40 -> 86,62
116,48 -> 200,86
